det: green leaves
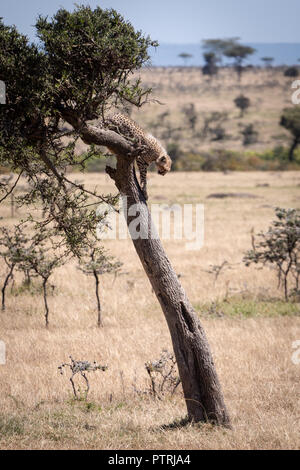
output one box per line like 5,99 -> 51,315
0,5 -> 156,257
0,4 -> 156,161
35,5 -> 155,119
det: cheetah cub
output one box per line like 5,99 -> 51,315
106,113 -> 172,200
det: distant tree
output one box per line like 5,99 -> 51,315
78,248 -> 122,327
178,52 -> 193,66
234,94 -> 251,117
210,125 -> 227,141
202,37 -> 240,64
224,43 -> 256,81
280,107 -> 300,161
166,142 -> 181,165
202,52 -> 218,77
240,124 -> 258,145
284,67 -> 299,78
261,57 -> 274,68
201,111 -> 228,139
181,103 -> 197,132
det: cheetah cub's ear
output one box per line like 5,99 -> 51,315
156,154 -> 172,175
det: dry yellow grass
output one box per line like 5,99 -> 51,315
0,171 -> 299,449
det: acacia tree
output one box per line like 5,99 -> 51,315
78,248 -> 122,327
234,94 -> 251,118
178,52 -> 193,66
223,43 -> 255,81
0,224 -> 62,324
280,107 -> 300,162
24,243 -> 63,327
244,208 -> 300,300
0,225 -> 30,310
202,52 -> 218,78
202,37 -> 240,65
0,6 -> 230,426
261,57 -> 274,68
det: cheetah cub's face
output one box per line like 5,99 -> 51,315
156,154 -> 172,175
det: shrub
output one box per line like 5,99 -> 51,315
243,208 -> 300,300
241,124 -> 258,145
284,67 -> 299,77
58,356 -> 108,399
234,94 -> 251,117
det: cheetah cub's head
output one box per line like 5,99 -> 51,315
156,154 -> 172,176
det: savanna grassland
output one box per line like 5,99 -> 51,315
83,67 -> 300,173
0,170 -> 299,450
131,66 -> 295,153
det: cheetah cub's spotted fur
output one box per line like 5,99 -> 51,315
106,113 -> 172,200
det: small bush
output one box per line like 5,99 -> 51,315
284,67 -> 299,78
234,94 -> 251,117
241,124 -> 258,145
243,207 -> 300,300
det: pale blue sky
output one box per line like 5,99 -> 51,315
1,0 -> 300,44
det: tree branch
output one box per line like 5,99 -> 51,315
59,108 -> 134,158
0,171 -> 24,204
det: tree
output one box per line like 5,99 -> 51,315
280,107 -> 300,161
240,124 -> 258,146
78,248 -> 122,327
243,208 -> 300,300
181,103 -> 197,132
0,225 -> 29,310
284,67 -> 299,78
224,43 -> 256,81
178,52 -> 193,66
201,111 -> 228,139
202,52 -> 218,78
261,57 -> 274,68
202,38 -> 255,79
234,94 -> 251,118
0,6 -> 230,426
202,38 -> 240,65
0,224 -> 62,325
25,244 -> 62,327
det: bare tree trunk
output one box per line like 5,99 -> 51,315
10,193 -> 15,218
2,264 -> 15,311
106,158 -> 231,427
93,270 -> 102,327
42,278 -> 49,328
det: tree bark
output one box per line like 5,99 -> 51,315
42,278 -> 49,328
2,263 -> 15,311
105,158 -> 231,427
93,271 -> 102,327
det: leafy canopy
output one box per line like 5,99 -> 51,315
0,5 -> 157,160
0,5 -> 157,258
